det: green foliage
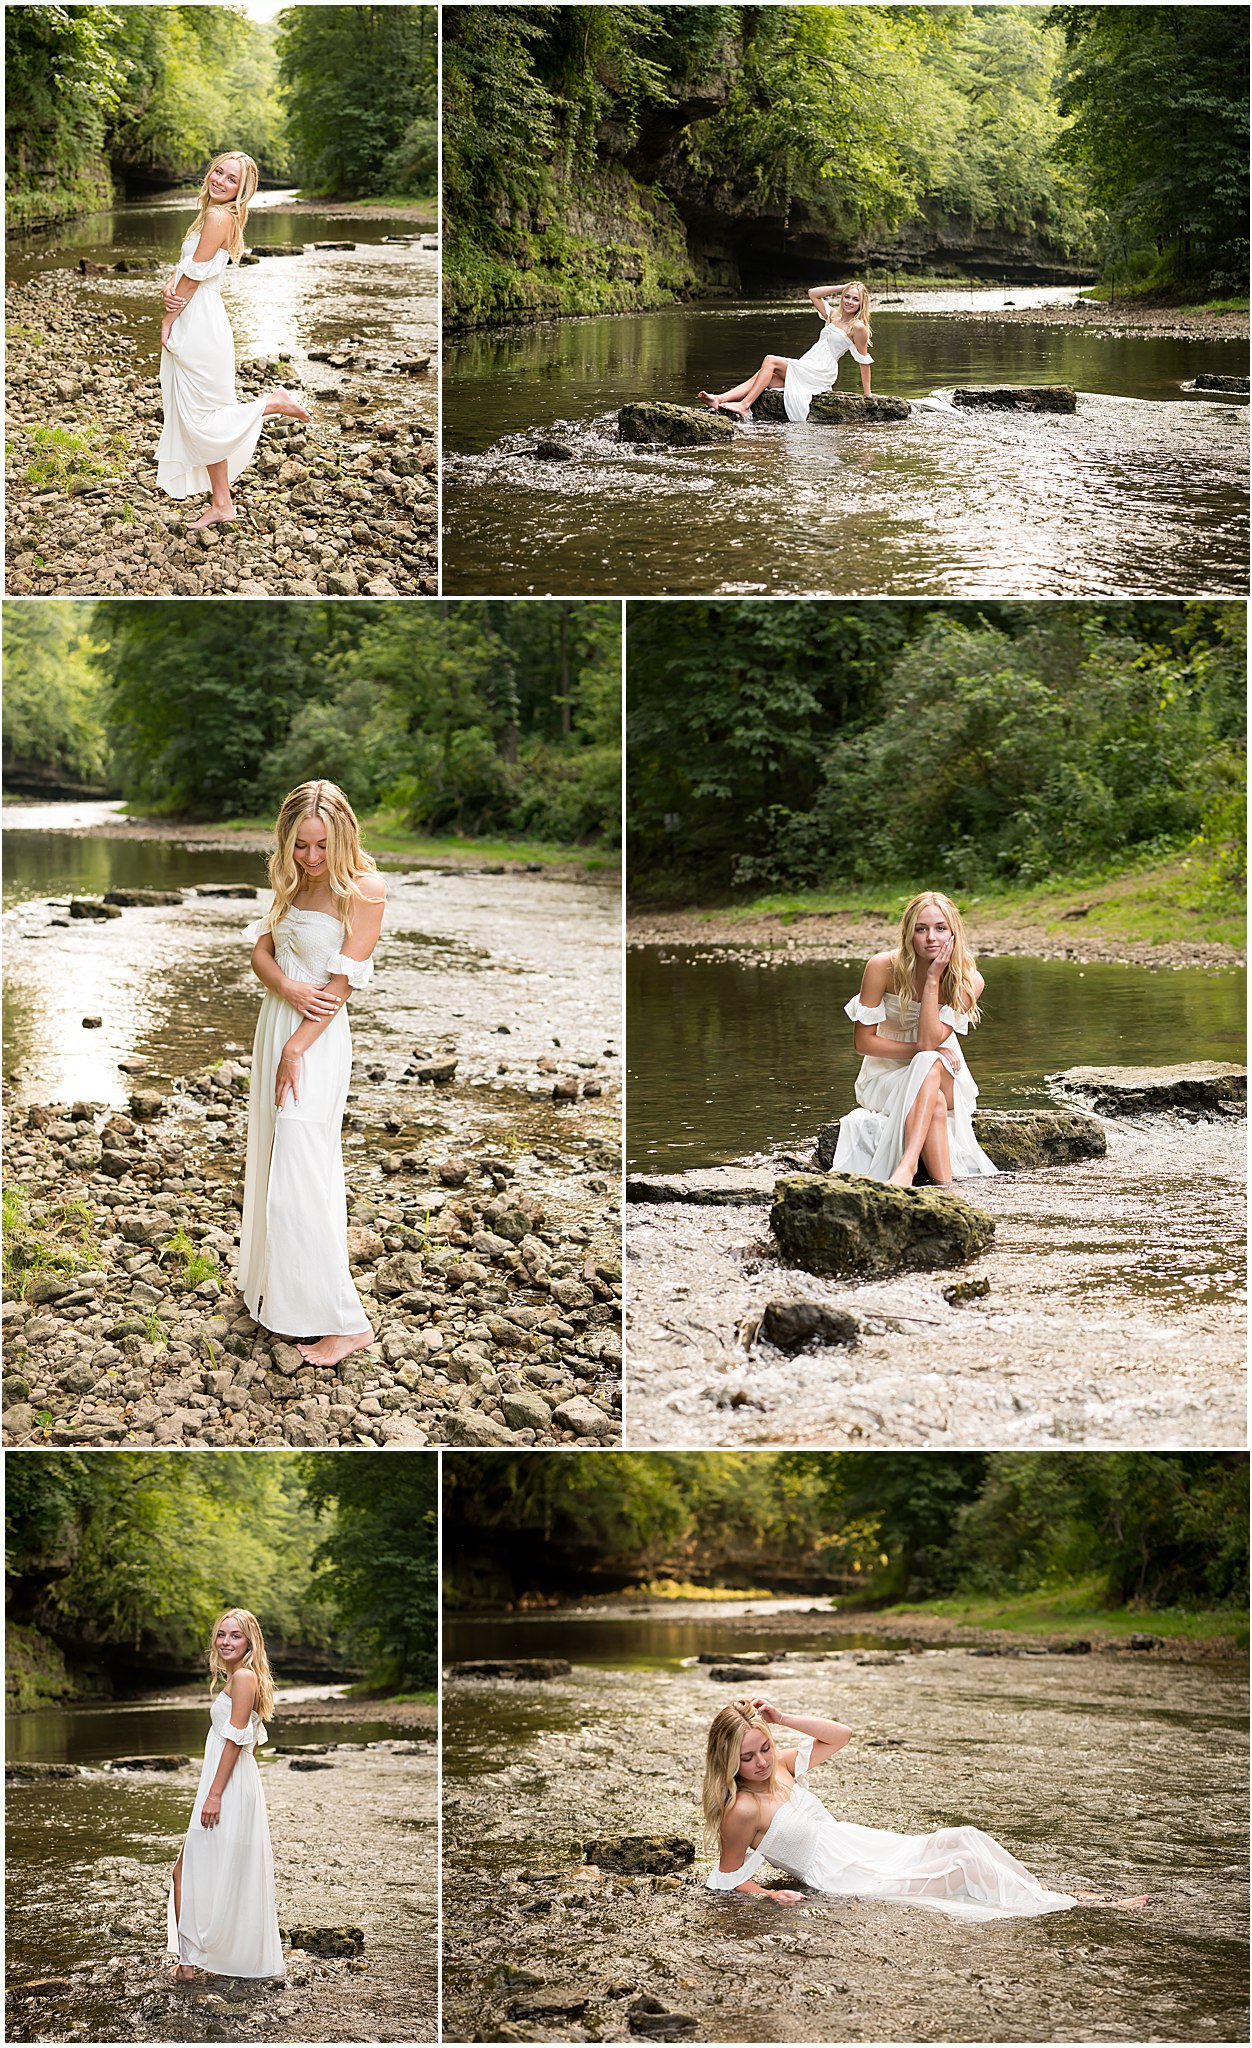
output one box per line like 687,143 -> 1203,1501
3,1184 -> 101,1298
2,603 -> 110,788
300,1453 -> 437,1692
106,4 -> 289,182
4,2 -> 121,226
277,4 -> 435,196
23,423 -> 122,494
160,1227 -> 221,1292
627,602 -> 1247,900
1052,4 -> 1250,291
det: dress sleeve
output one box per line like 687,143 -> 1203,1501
173,251 -> 227,282
786,1734 -> 815,1781
243,915 -> 270,945
326,951 -> 375,988
221,1718 -> 258,1747
844,994 -> 887,1026
937,1004 -> 971,1036
706,1846 -> 767,1891
846,340 -> 874,364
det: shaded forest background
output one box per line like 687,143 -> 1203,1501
2,599 -> 622,849
6,1450 -> 437,1708
6,3 -> 436,229
444,1451 -> 1249,1625
444,3 -> 1250,325
626,601 -> 1246,911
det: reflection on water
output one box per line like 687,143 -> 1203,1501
444,300 -> 1248,595
445,1608 -> 906,1669
6,1689 -> 412,1767
626,947 -> 1247,1168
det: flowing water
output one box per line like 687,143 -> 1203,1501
7,187 -> 437,416
443,291 -> 1249,595
443,1616 -> 1249,2042
5,1686 -> 437,2042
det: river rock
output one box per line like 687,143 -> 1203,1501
813,1109 -> 1105,1173
625,1166 -> 774,1205
628,1996 -> 698,2039
68,899 -> 122,920
1192,374 -> 1248,392
695,1651 -> 773,1665
283,1924 -> 364,1956
107,1754 -> 190,1771
1128,1632 -> 1166,1651
771,1173 -> 994,1278
951,385 -> 1077,411
617,402 -> 738,447
412,1056 -> 457,1084
707,1664 -> 774,1684
287,1757 -> 335,1771
753,391 -> 910,424
6,1761 -> 82,1779
447,1659 -> 573,1681
1049,1062 -> 1247,1117
755,1300 -> 860,1352
508,1986 -> 590,2021
942,1277 -> 991,1306
102,889 -> 184,907
583,1835 -> 695,1876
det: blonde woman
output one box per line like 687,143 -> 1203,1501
169,1609 -> 284,1980
705,1698 -> 1146,1915
240,780 -> 386,1365
698,281 -> 874,421
156,150 -> 312,529
833,891 -> 998,1189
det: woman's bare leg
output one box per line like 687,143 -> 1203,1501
1073,1889 -> 1149,1909
263,386 -> 313,423
889,1062 -> 946,1187
700,356 -> 789,414
920,1097 -> 953,1186
186,460 -> 234,529
169,1850 -> 195,1980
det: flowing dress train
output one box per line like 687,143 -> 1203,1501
708,1736 -> 1076,1920
238,908 -> 373,1336
167,1690 -> 284,1976
782,319 -> 874,423
832,991 -> 999,1183
156,228 -> 268,498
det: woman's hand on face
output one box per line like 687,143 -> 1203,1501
200,1793 -> 222,1829
743,1695 -> 782,1723
285,979 -> 341,1022
275,1047 -> 302,1110
926,935 -> 954,981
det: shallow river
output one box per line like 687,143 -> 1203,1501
444,290 -> 1248,596
443,1618 -> 1249,2042
8,187 -> 436,419
6,1686 -> 437,2042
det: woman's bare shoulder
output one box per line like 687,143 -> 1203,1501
861,951 -> 893,984
356,870 -> 387,902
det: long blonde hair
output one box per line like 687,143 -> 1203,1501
262,780 -> 377,937
208,1606 -> 275,1723
702,1701 -> 780,1849
832,279 -> 872,339
892,890 -> 981,1025
191,151 -> 259,262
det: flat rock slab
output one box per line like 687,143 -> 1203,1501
771,1172 -> 994,1279
1049,1062 -> 1247,1117
754,391 -> 910,424
814,1108 -> 1105,1173
584,1835 -> 695,1876
951,384 -> 1077,412
626,1166 -> 774,1205
754,1300 -> 860,1352
446,1658 -> 573,1681
1192,374 -> 1249,393
618,402 -> 738,447
284,1924 -> 365,1957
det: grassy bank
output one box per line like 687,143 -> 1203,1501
215,809 -> 619,873
879,1581 -> 1248,1650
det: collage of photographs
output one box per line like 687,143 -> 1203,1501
1,3 -> 1249,2047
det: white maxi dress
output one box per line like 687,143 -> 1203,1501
708,1736 -> 1077,1920
167,1690 -> 284,1976
782,317 -> 874,423
832,991 -> 999,1183
156,228 -> 268,498
238,908 -> 373,1336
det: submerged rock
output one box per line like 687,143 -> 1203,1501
625,1166 -> 773,1205
6,1761 -> 82,1780
446,1658 -> 573,1681
753,391 -> 910,424
107,1754 -> 190,1772
813,1108 -> 1105,1173
1050,1062 -> 1246,1117
755,1300 -> 860,1352
951,385 -> 1077,412
283,1924 -> 364,1956
771,1173 -> 994,1279
583,1835 -> 695,1876
617,402 -> 738,447
942,1277 -> 991,1306
1192,374 -> 1249,393
707,1663 -> 775,1684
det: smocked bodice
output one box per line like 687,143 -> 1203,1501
814,322 -> 873,365
243,908 -> 374,990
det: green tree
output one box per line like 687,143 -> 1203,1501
2,602 -> 110,788
301,1453 -> 437,1691
277,3 -> 436,196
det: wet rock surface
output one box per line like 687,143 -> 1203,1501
446,1659 -> 573,1682
950,384 -> 1077,412
617,403 -> 738,447
5,270 -> 437,596
813,1109 -> 1106,1174
753,391 -> 911,424
753,1301 -> 860,1353
443,1635 -> 1248,2042
771,1174 -> 995,1279
1050,1062 -> 1246,1117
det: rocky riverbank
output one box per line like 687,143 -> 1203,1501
918,296 -> 1250,343
5,268 -> 437,596
2,1061 -> 621,1450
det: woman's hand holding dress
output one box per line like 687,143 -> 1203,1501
200,1792 -> 222,1829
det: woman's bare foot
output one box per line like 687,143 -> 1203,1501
186,504 -> 236,529
888,1164 -> 916,1188
1075,1890 -> 1149,1909
719,398 -> 752,417
268,386 -> 313,422
296,1330 -> 374,1367
697,390 -> 719,408
169,1964 -> 197,1983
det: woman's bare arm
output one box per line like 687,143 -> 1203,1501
199,1671 -> 256,1826
276,876 -> 386,1107
807,286 -> 832,320
747,1698 -> 852,1770
715,1796 -> 803,1904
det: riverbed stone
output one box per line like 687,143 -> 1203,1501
951,384 -> 1077,411
626,1166 -> 774,1204
617,402 -> 738,447
584,1835 -> 695,1876
1193,373 -> 1249,392
813,1108 -> 1106,1173
283,1925 -> 364,1956
107,1754 -> 191,1771
1048,1062 -> 1247,1117
771,1173 -> 994,1278
753,391 -> 911,424
756,1300 -> 860,1352
447,1659 -> 573,1681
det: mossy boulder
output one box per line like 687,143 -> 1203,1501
813,1109 -> 1105,1174
951,385 -> 1077,412
618,402 -> 738,447
584,1835 -> 695,1876
771,1173 -> 993,1279
446,1657 -> 572,1681
753,391 -> 910,424
1192,374 -> 1248,393
1049,1063 -> 1247,1117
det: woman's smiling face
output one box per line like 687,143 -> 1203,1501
294,817 -> 328,877
209,157 -> 242,201
215,1618 -> 248,1665
737,1726 -> 774,1782
841,284 -> 863,317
